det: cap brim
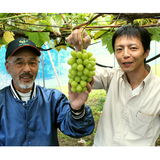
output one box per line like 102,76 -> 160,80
10,45 -> 41,57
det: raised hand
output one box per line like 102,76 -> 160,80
66,28 -> 91,51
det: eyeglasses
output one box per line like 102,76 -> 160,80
6,60 -> 40,68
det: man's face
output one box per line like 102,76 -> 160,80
114,36 -> 149,74
5,48 -> 39,93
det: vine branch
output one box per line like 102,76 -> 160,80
73,13 -> 104,30
0,13 -> 38,21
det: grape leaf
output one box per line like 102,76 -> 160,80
25,32 -> 50,47
101,32 -> 114,54
46,16 -> 61,36
94,30 -> 107,40
147,28 -> 160,42
3,31 -> 15,44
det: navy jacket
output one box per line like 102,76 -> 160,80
0,85 -> 94,146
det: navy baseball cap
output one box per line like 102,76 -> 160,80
5,37 -> 41,60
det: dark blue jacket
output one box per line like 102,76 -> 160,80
0,85 -> 94,146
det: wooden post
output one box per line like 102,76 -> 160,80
41,51 -> 45,87
45,42 -> 63,93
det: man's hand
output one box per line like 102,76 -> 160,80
68,77 -> 94,110
66,28 -> 91,52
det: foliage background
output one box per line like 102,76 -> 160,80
0,13 -> 160,54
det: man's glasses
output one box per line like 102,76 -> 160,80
6,60 -> 40,68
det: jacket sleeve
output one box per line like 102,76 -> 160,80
55,91 -> 95,138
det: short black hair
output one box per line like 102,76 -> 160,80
112,25 -> 151,53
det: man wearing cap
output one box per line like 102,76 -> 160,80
0,37 -> 94,146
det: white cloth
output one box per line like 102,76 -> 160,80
16,90 -> 32,103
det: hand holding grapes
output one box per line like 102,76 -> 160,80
68,79 -> 93,110
66,28 -> 91,51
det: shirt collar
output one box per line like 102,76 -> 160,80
121,64 -> 153,89
142,64 -> 154,89
9,80 -> 37,101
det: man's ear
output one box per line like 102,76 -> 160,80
5,62 -> 10,74
144,49 -> 150,59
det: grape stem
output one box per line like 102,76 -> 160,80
81,27 -> 85,53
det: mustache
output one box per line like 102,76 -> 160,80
19,72 -> 33,79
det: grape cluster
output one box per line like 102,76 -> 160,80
67,49 -> 96,93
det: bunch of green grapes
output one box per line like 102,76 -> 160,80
67,49 -> 96,93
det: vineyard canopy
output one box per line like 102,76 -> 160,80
0,13 -> 160,54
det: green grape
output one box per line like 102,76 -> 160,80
82,53 -> 88,60
76,51 -> 82,58
70,50 -> 77,58
89,57 -> 96,61
90,61 -> 96,67
81,75 -> 88,80
87,52 -> 93,58
77,71 -> 83,76
77,58 -> 83,64
82,87 -> 87,92
88,71 -> 93,77
75,76 -> 81,82
71,70 -> 77,76
92,71 -> 95,76
71,81 -> 78,88
87,77 -> 92,83
69,78 -> 74,84
86,64 -> 92,70
70,75 -> 75,79
67,57 -> 76,65
76,84 -> 82,93
92,67 -> 96,71
71,87 -> 77,92
83,59 -> 89,66
72,63 -> 78,70
82,49 -> 87,53
69,68 -> 72,73
77,64 -> 84,71
83,68 -> 89,76
68,73 -> 72,78
80,80 -> 87,87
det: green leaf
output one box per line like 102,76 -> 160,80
49,17 -> 61,36
55,14 -> 64,26
101,32 -> 114,54
147,28 -> 160,42
94,30 -> 107,40
25,32 -> 50,47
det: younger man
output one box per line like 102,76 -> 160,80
67,25 -> 160,146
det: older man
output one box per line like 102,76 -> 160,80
0,37 -> 94,146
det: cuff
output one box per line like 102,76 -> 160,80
70,104 -> 86,120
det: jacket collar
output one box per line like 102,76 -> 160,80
9,80 -> 37,101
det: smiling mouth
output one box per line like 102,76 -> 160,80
22,76 -> 31,79
20,73 -> 33,81
122,62 -> 133,64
